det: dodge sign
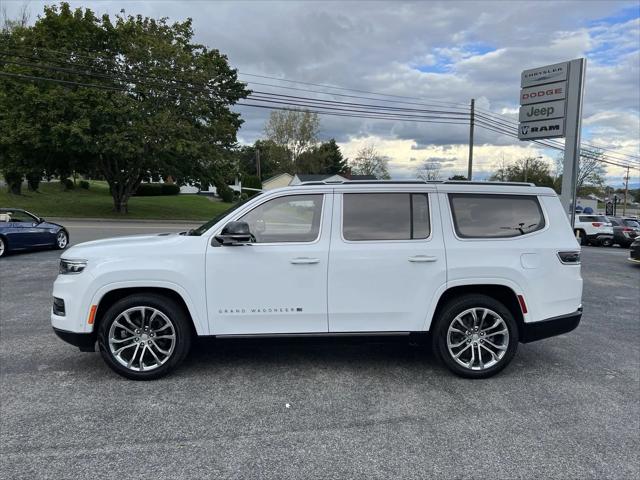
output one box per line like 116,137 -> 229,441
520,81 -> 566,105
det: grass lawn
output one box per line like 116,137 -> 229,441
0,181 -> 233,221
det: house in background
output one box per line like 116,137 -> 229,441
262,173 -> 294,190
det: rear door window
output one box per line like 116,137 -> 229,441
342,193 -> 430,241
449,194 -> 545,238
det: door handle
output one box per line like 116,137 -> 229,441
408,255 -> 438,263
290,257 -> 320,265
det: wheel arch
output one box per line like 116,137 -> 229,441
428,283 -> 525,334
93,286 -> 202,337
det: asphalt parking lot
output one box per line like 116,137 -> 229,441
1,220 -> 639,480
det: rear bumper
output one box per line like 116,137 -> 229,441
53,327 -> 96,352
587,233 -> 613,243
520,308 -> 582,343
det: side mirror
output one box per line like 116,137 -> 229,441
214,221 -> 252,246
38,217 -> 45,224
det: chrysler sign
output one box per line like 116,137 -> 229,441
521,61 -> 568,88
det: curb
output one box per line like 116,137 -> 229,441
46,217 -> 202,225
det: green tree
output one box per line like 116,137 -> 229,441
264,109 -> 319,172
0,3 -> 249,212
296,139 -> 348,175
490,157 -> 554,188
236,139 -> 290,179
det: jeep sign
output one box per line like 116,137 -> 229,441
520,81 -> 566,105
518,118 -> 565,140
518,99 -> 565,122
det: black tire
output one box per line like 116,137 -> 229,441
432,294 -> 519,379
0,236 -> 7,258
55,230 -> 69,250
97,293 -> 192,380
601,238 -> 613,247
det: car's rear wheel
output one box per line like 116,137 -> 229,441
97,294 -> 192,380
55,230 -> 69,250
574,229 -> 588,246
432,294 -> 519,378
0,236 -> 6,258
601,238 -> 613,247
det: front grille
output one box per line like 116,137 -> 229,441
53,297 -> 66,316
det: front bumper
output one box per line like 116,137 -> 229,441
520,308 -> 582,343
53,327 -> 96,352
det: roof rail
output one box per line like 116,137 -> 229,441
442,180 -> 535,187
297,179 -> 535,187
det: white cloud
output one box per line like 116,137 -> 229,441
6,0 -> 639,180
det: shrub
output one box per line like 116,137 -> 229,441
161,184 -> 180,195
134,183 -> 180,196
79,180 -> 90,190
220,186 -> 235,203
3,170 -> 23,195
26,171 -> 42,191
242,175 -> 262,198
61,178 -> 74,191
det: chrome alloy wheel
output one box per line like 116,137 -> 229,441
0,237 -> 5,257
108,306 -> 176,372
446,307 -> 509,371
56,231 -> 68,249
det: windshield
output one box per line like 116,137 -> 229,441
188,193 -> 262,236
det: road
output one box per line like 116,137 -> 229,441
1,220 -> 639,479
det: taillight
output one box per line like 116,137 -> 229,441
623,227 -> 632,232
592,222 -> 602,227
558,251 -> 581,264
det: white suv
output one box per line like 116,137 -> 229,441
573,214 -> 614,246
51,181 -> 583,380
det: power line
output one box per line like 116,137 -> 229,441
1,55 -> 637,171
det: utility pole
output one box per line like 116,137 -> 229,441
467,98 -> 474,181
623,165 -> 630,216
255,149 -> 261,181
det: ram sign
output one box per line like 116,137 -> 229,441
518,118 -> 565,140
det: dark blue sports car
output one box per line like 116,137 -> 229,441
0,208 -> 69,258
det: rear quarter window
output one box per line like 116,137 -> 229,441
449,193 -> 545,239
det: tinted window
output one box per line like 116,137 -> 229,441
623,219 -> 640,228
580,215 -> 606,223
343,193 -> 430,241
239,194 -> 323,243
449,194 -> 545,238
608,218 -> 620,226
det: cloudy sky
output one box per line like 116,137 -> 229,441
5,0 -> 640,184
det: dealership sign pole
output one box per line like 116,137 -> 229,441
519,58 -> 586,227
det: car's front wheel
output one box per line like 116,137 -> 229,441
97,294 -> 192,380
55,230 -> 69,250
0,236 -> 7,258
432,294 -> 519,378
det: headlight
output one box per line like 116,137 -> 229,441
59,259 -> 88,274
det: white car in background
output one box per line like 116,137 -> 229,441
51,180 -> 583,380
573,214 -> 614,246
